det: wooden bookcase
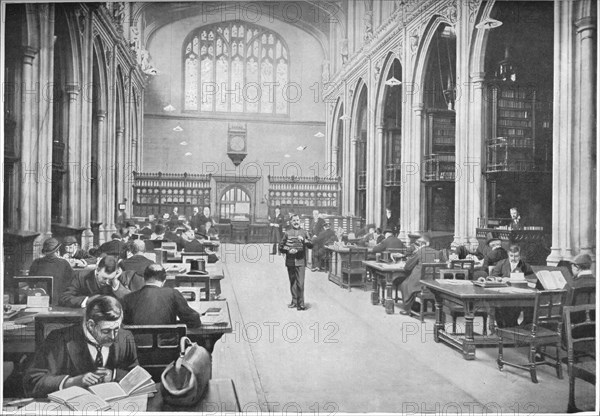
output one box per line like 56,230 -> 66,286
423,110 -> 456,182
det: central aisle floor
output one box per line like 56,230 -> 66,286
211,244 -> 595,413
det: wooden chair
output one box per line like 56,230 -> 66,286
568,285 -> 595,306
35,314 -> 83,345
410,263 -> 446,321
450,259 -> 475,280
122,324 -> 187,382
497,290 -> 567,383
563,304 -> 596,413
174,274 -> 211,300
175,286 -> 204,302
340,247 -> 368,291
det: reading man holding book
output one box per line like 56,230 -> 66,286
24,295 -> 138,398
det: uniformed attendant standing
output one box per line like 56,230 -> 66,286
279,214 -> 313,311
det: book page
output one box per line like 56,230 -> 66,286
68,393 -> 110,411
108,393 -> 149,413
550,270 -> 567,289
48,385 -> 89,403
88,382 -> 127,401
119,365 -> 152,395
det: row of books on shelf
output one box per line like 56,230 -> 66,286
498,118 -> 532,128
497,128 -> 531,137
432,117 -> 454,124
499,89 -> 532,99
433,129 -> 455,137
499,109 -> 530,119
488,137 -> 534,147
433,137 -> 455,146
498,99 -> 532,109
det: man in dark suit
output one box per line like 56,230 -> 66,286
28,238 -> 75,305
311,222 -> 337,271
59,255 -> 145,308
23,296 -> 138,398
491,245 -> 535,327
120,240 -> 154,277
138,220 -> 153,238
122,264 -> 200,328
164,225 -> 184,251
371,229 -> 406,253
182,229 -> 206,253
279,214 -> 313,311
398,234 -> 445,315
190,207 -> 202,232
62,236 -> 97,268
505,207 -> 526,230
381,208 -> 399,234
481,236 -> 508,273
311,210 -> 325,238
98,233 -> 124,257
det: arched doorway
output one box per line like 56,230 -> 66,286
421,23 -> 457,232
353,85 -> 368,219
219,185 -> 251,221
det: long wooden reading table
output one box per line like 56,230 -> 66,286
422,280 -> 537,360
363,260 -> 409,314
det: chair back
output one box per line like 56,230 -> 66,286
122,324 -> 187,381
533,290 -> 567,333
563,304 -> 596,363
174,274 -> 211,300
35,314 -> 83,345
342,247 -> 368,270
420,263 -> 446,281
13,276 -> 54,305
439,269 -> 469,280
569,285 -> 596,306
450,260 -> 475,280
162,242 -> 178,257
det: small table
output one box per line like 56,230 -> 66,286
164,261 -> 225,297
325,245 -> 371,289
363,260 -> 409,314
422,280 -> 537,360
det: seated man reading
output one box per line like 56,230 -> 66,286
59,255 -> 145,308
23,296 -> 138,398
122,264 -> 201,327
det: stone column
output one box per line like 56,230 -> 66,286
372,124 -> 384,227
410,104 -> 424,232
19,46 -> 39,232
65,83 -> 81,226
115,127 -> 125,213
573,14 -> 596,257
349,137 -> 359,215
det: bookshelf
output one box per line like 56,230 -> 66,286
486,86 -> 551,173
424,110 -> 456,182
268,175 -> 340,216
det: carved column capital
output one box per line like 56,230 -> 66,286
22,46 -> 39,65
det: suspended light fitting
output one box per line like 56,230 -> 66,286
314,132 -> 325,138
339,114 -> 351,121
296,146 -> 307,151
476,17 -> 503,30
163,104 -> 176,112
173,125 -> 183,132
180,141 -> 188,146
184,152 -> 192,156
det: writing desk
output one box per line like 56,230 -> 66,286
164,261 -> 225,297
363,260 -> 409,314
3,301 -> 232,356
325,245 -> 371,289
422,280 -> 537,360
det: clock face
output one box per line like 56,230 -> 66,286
230,135 -> 245,152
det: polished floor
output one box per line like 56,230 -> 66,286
212,244 -> 596,413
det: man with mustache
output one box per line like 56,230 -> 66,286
24,296 -> 138,398
279,214 -> 313,311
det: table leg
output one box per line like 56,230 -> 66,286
370,269 -> 380,305
385,277 -> 395,314
433,296 -> 444,343
462,301 -> 476,360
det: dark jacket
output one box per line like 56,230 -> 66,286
312,229 -> 337,257
122,285 -> 201,328
59,269 -> 145,308
279,228 -> 313,267
399,246 -> 445,308
491,258 -> 534,278
482,247 -> 508,271
98,239 -> 124,257
382,215 -> 399,233
269,213 -> 285,243
28,255 -> 75,305
164,231 -> 184,251
183,239 -> 206,254
371,236 -> 406,253
311,218 -> 326,237
120,254 -> 154,277
23,325 -> 138,398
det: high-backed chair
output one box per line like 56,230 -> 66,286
568,285 -> 596,306
35,314 -> 83,345
450,259 -> 475,280
497,290 -> 567,383
410,263 -> 446,321
340,247 -> 369,292
563,304 -> 596,413
122,324 -> 187,382
174,274 -> 211,300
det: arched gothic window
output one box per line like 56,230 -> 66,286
184,22 -> 289,115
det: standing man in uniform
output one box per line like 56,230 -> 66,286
279,214 -> 313,311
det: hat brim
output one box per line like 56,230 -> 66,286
42,244 -> 61,254
486,238 -> 501,245
186,270 -> 209,276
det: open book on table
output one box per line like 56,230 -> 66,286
87,365 -> 156,401
535,269 -> 567,290
48,386 -> 111,411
